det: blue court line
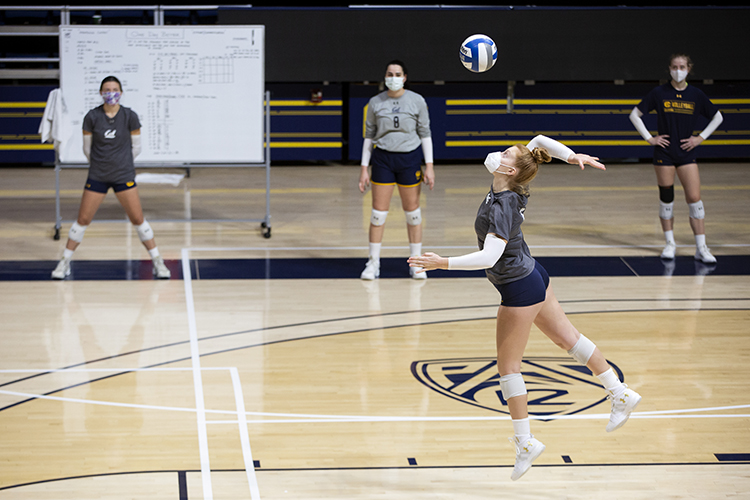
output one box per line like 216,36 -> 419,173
1,255 -> 748,281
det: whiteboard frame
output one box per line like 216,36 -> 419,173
53,23 -> 271,238
58,25 -> 265,164
54,91 -> 271,239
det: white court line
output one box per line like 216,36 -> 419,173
182,243 -> 750,252
0,367 -> 231,374
230,367 -> 261,500
181,248 -> 214,500
4,389 -> 749,423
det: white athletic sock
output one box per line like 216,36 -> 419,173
596,367 -> 625,396
148,247 -> 160,259
409,242 -> 422,258
664,230 -> 676,245
368,242 -> 381,262
695,234 -> 706,247
63,248 -> 74,261
512,417 -> 531,441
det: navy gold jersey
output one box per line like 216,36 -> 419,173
636,83 -> 717,163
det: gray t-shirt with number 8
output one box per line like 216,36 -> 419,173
364,89 -> 431,153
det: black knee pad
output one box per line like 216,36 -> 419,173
659,185 -> 674,203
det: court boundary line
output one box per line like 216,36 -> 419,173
181,249 -> 214,500
182,248 -> 261,500
182,243 -> 750,252
2,387 -> 748,423
2,460 -> 749,493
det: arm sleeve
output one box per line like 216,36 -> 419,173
82,133 -> 92,162
699,111 -> 723,140
131,133 -> 142,159
360,138 -> 373,167
629,107 -> 652,141
525,134 -> 575,162
82,111 -> 93,133
364,102 -> 377,140
421,136 -> 434,164
448,234 -> 507,270
129,110 -> 142,131
416,95 -> 432,139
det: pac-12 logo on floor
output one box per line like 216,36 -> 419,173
411,356 -> 623,416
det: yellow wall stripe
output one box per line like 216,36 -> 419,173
270,142 -> 342,148
446,99 -> 508,105
270,100 -> 342,106
0,102 -> 47,108
0,144 -> 54,150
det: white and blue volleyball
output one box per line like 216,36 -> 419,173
459,34 -> 497,73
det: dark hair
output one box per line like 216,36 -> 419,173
385,60 -> 407,76
669,53 -> 693,71
100,75 -> 122,92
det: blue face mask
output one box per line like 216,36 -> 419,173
101,91 -> 121,105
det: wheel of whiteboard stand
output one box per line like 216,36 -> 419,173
53,227 -> 60,240
262,224 -> 271,239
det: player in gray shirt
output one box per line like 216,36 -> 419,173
409,136 -> 642,482
51,75 -> 170,280
358,60 -> 434,280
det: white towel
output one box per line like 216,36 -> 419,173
134,173 -> 185,186
38,88 -> 64,147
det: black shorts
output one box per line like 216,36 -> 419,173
493,260 -> 550,307
653,147 -> 697,167
371,147 -> 423,187
85,177 -> 137,193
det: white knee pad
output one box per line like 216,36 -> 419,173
404,207 -> 422,226
689,200 -> 705,219
136,220 -> 154,242
68,222 -> 88,243
370,209 -> 388,226
499,373 -> 527,400
659,201 -> 674,220
567,334 -> 596,365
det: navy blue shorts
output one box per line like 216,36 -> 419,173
493,261 -> 550,307
371,147 -> 423,187
85,177 -> 137,193
653,147 -> 697,167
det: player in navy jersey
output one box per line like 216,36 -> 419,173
409,136 -> 642,481
358,60 -> 434,280
51,76 -> 170,280
629,54 -> 723,263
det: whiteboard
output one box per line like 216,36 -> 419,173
58,25 -> 265,164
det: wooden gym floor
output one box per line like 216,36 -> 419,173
1,160 -> 749,499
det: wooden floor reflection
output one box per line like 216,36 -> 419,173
1,161 -> 749,499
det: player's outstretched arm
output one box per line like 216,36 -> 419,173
566,153 -> 606,171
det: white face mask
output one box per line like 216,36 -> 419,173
670,69 -> 688,83
385,76 -> 404,92
484,152 -> 514,175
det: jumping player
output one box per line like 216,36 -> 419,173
358,60 -> 434,280
408,135 -> 642,481
51,75 -> 170,280
629,53 -> 723,263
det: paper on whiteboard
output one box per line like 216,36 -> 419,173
59,26 -> 265,164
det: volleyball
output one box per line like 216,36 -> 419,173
459,34 -> 497,73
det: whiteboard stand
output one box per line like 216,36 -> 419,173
53,91 -> 272,240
